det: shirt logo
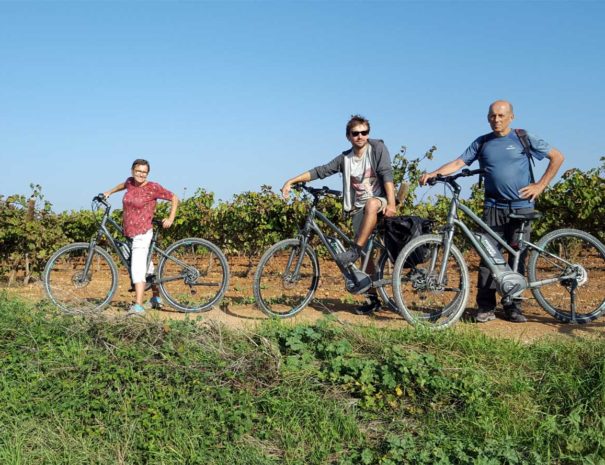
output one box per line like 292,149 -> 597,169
506,145 -> 516,150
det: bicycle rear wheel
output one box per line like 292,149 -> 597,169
43,242 -> 118,315
253,238 -> 319,318
528,228 -> 605,323
392,234 -> 469,329
158,238 -> 229,313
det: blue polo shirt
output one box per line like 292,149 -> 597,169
459,130 -> 551,208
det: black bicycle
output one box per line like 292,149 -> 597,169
43,194 -> 229,314
392,169 -> 605,328
253,184 -> 397,318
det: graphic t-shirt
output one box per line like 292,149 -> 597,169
122,177 -> 173,238
350,146 -> 385,208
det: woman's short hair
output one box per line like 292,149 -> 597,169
131,159 -> 150,171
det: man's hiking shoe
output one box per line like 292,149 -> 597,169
504,308 -> 527,323
475,309 -> 496,323
503,302 -> 527,323
355,294 -> 381,315
127,304 -> 146,316
336,247 -> 360,266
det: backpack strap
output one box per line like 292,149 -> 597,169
476,136 -> 486,188
514,128 -> 536,184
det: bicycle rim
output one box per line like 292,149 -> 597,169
253,239 -> 319,318
43,243 -> 118,315
158,238 -> 229,312
529,229 -> 605,323
393,235 -> 469,329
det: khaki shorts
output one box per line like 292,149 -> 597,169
350,197 -> 388,237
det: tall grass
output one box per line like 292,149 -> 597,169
1,293 -> 604,464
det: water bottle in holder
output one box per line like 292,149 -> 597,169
326,235 -> 346,255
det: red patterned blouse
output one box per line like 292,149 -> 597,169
122,177 -> 173,238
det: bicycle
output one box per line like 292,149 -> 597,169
253,184 -> 398,318
391,168 -> 605,328
43,194 -> 230,314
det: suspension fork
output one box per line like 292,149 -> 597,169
436,201 -> 458,284
287,214 -> 315,278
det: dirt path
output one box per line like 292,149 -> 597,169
5,256 -> 605,343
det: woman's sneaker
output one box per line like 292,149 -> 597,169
148,296 -> 163,309
127,303 -> 146,316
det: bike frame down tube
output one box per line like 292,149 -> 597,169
453,203 -> 521,275
82,207 -> 129,279
305,208 -> 379,275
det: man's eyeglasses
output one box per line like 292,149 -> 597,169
350,130 -> 369,137
134,170 -> 149,176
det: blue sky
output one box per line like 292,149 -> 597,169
1,1 -> 603,212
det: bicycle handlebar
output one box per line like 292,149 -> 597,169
293,183 -> 342,199
427,168 -> 485,186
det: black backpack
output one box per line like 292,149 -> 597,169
384,216 -> 433,267
477,128 -> 536,188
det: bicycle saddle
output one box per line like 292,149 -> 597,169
508,211 -> 542,221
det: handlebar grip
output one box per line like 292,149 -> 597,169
427,174 -> 443,186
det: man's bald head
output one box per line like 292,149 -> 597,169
487,100 -> 515,135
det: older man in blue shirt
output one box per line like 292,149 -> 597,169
420,100 -> 565,323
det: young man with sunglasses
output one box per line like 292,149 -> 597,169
281,115 -> 397,314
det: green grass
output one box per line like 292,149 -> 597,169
1,292 -> 604,464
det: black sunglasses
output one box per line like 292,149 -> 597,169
350,130 -> 369,137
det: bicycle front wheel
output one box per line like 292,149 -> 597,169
43,242 -> 118,315
253,239 -> 320,318
392,234 -> 469,329
528,229 -> 605,323
158,238 -> 230,313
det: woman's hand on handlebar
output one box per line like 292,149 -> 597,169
281,181 -> 293,199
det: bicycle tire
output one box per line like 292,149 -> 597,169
392,234 -> 469,329
43,242 -> 118,315
253,238 -> 320,318
376,250 -> 398,312
158,238 -> 229,313
528,228 -> 605,324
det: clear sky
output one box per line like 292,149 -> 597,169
1,1 -> 603,212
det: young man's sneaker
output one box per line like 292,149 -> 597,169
355,294 -> 381,315
336,246 -> 360,266
148,296 -> 162,309
127,303 -> 146,316
475,309 -> 496,323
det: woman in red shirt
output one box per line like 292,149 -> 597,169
103,159 -> 179,314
